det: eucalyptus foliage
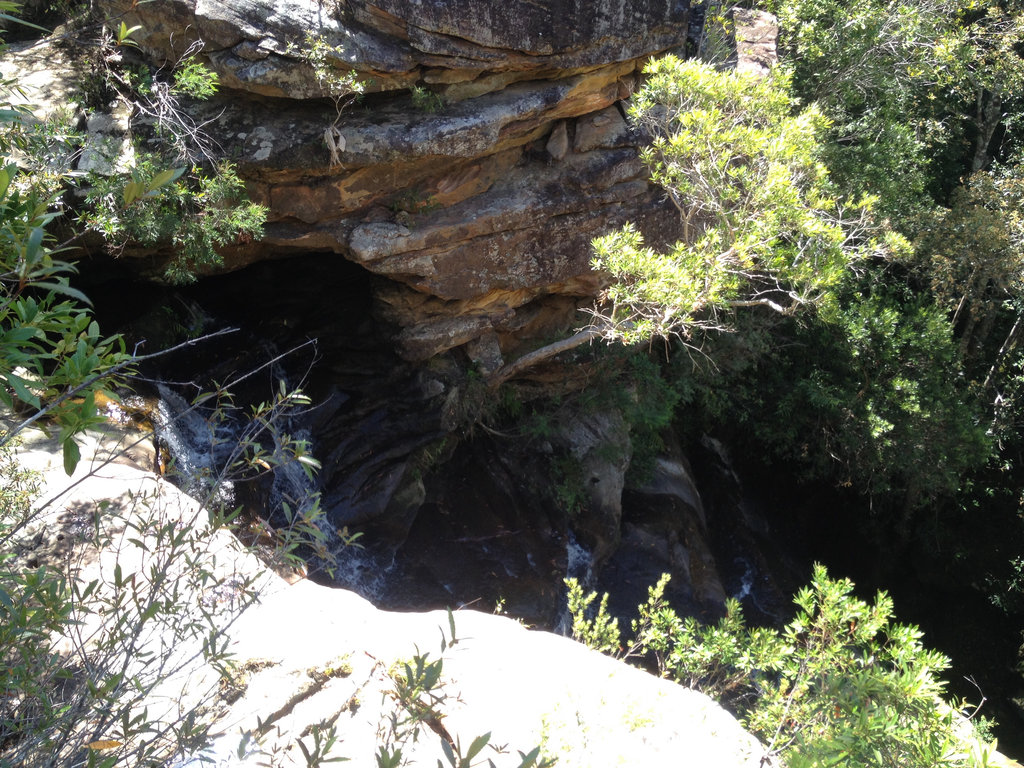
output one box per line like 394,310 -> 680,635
591,56 -> 894,345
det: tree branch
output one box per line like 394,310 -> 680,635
725,297 -> 793,314
486,327 -> 601,389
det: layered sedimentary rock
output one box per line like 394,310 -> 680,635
1,1 -> 788,632
100,0 -> 689,361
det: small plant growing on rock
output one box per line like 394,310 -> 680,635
565,577 -> 620,655
376,617 -> 552,768
289,33 -> 367,167
410,85 -> 445,113
296,724 -> 347,767
95,35 -> 222,164
171,56 -> 219,100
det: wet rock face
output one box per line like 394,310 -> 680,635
97,0 -> 688,361
600,442 -> 728,621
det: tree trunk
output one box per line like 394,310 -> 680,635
972,89 -> 1002,173
486,327 -> 601,389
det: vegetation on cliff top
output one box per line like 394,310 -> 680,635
569,565 -> 1006,767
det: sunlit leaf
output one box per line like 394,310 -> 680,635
147,167 -> 186,193
86,740 -> 123,750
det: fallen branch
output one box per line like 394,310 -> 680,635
486,327 -> 601,389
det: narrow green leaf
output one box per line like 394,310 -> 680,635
0,12 -> 49,32
23,226 -> 44,265
516,747 -> 541,768
439,739 -> 455,767
466,732 -> 490,761
1,326 -> 42,343
0,164 -> 12,199
117,22 -> 142,43
448,607 -> 457,646
31,281 -> 94,306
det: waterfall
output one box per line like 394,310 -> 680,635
152,371 -> 398,604
554,531 -> 595,635
566,531 -> 594,584
732,556 -> 755,601
155,383 -> 238,508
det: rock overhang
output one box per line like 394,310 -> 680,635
104,0 -> 690,98
75,0 -> 693,360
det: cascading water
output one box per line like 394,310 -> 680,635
566,531 -> 594,584
155,383 -> 239,508
733,557 -> 755,602
554,531 -> 595,636
152,378 -> 356,567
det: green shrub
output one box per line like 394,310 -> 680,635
569,566 -> 1002,767
81,156 -> 266,284
0,161 -> 128,472
170,58 -> 218,100
410,85 -> 444,113
591,55 -> 882,346
69,29 -> 267,284
565,577 -> 620,655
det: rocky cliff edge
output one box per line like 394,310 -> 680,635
7,420 -> 765,767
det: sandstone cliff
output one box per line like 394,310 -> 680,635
0,0 -> 790,663
93,0 -> 690,364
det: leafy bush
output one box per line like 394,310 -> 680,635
0,383 -> 342,767
0,206 -> 339,763
81,155 -> 266,284
590,55 -> 887,346
410,85 -> 444,113
72,31 -> 267,284
565,577 -> 620,655
568,566 -> 1002,767
672,272 -> 990,532
170,58 -> 218,100
0,446 -> 259,767
0,161 -> 127,472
